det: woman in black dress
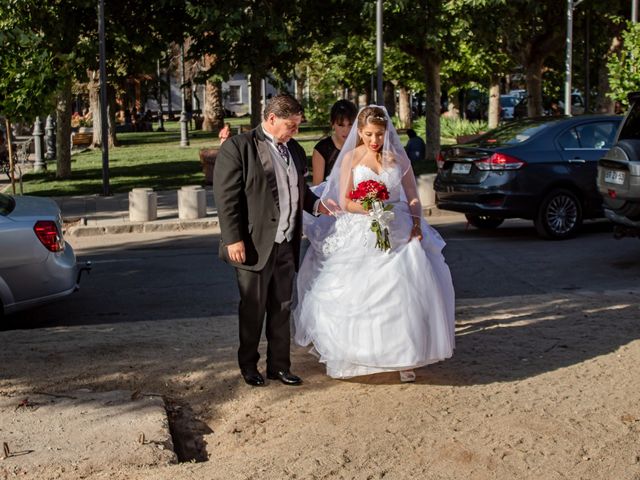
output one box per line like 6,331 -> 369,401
311,100 -> 357,185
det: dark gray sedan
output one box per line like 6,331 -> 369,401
0,192 -> 89,315
435,115 -> 622,239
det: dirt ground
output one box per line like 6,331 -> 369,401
1,289 -> 639,480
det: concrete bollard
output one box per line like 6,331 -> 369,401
129,188 -> 158,222
178,185 -> 206,220
417,173 -> 437,208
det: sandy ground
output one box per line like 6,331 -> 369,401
1,289 -> 639,480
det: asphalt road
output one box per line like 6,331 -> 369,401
3,216 -> 639,330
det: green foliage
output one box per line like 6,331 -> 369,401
439,117 -> 488,139
608,21 -> 640,107
0,22 -> 60,120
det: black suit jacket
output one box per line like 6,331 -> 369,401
213,125 -> 317,272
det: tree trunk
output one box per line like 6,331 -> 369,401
488,75 -> 501,129
383,81 -> 396,117
398,87 -> 412,129
348,88 -> 359,107
56,78 -> 72,179
422,55 -> 441,163
594,35 -> 623,113
89,70 -> 118,148
250,73 -> 262,128
295,75 -> 305,104
203,80 -> 224,131
88,70 -> 99,145
108,86 -> 118,146
525,57 -> 545,117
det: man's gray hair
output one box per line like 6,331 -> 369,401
263,94 -> 304,120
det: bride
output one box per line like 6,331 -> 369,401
293,105 -> 455,382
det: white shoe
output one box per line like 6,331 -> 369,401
399,370 -> 416,383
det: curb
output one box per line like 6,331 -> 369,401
63,207 -> 451,238
65,218 -> 220,237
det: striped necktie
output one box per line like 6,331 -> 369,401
276,142 -> 290,165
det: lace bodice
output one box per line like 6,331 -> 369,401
352,164 -> 403,203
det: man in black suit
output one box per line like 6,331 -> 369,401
213,94 -> 326,387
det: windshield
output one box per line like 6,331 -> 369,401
0,193 -> 16,216
467,119 -> 555,147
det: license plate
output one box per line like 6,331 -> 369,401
452,163 -> 472,175
604,170 -> 626,185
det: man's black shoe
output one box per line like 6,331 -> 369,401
241,370 -> 265,387
267,370 -> 303,386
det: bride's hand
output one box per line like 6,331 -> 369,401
410,221 -> 423,241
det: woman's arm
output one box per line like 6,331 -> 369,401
341,166 -> 367,214
311,150 -> 326,186
401,170 -> 424,240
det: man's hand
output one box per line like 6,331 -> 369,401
227,240 -> 246,264
318,199 -> 340,216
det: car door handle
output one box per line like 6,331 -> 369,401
568,158 -> 586,164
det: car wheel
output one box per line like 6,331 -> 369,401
464,214 -> 504,229
535,188 -> 582,239
604,197 -> 640,220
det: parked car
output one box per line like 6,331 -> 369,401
0,193 -> 90,315
499,95 -> 518,120
514,92 -> 585,119
597,92 -> 640,238
434,115 -> 622,239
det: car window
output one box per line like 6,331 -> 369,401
576,122 -> 618,149
0,193 -> 15,216
558,128 -> 580,149
472,119 -> 553,147
619,102 -> 640,140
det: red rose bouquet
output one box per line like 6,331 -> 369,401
348,180 -> 394,251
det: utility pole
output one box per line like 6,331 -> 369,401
98,0 -> 110,195
633,0 -> 638,23
376,0 -> 383,106
565,0 -> 586,116
179,43 -> 189,147
564,0 -> 574,116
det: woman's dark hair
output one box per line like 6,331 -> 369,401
330,100 -> 357,126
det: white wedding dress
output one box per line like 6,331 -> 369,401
293,164 -> 456,378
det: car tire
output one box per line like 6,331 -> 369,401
465,214 -> 504,229
604,198 -> 640,221
535,188 -> 582,239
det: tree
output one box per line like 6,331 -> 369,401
381,1 -> 459,162
0,0 -> 96,179
607,21 -> 640,107
187,0 -> 360,127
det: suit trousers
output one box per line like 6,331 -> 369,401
235,240 -> 296,373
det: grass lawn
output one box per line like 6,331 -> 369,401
21,120 -> 435,197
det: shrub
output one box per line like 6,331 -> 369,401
440,117 -> 487,139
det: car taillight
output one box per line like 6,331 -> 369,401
475,152 -> 525,171
436,152 -> 445,170
34,220 -> 64,252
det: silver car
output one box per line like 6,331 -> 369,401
0,192 -> 89,315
